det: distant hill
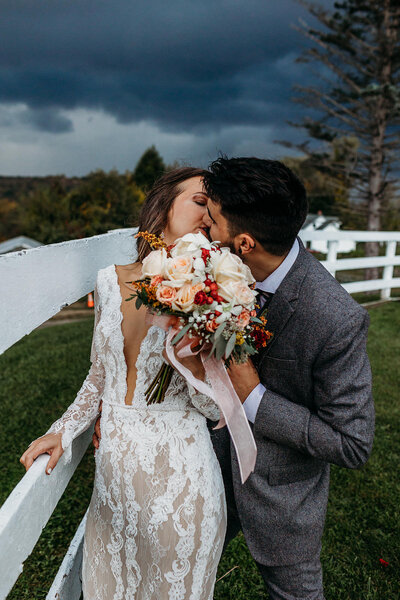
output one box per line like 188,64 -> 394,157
0,175 -> 84,202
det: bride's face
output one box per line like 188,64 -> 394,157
164,176 -> 210,243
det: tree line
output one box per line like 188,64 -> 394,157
0,146 -> 166,244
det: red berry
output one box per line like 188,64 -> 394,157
206,297 -> 214,304
204,279 -> 212,286
215,310 -> 222,316
210,282 -> 218,291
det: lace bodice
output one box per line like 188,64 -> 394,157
44,264 -> 220,463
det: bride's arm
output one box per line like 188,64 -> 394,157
23,277 -> 105,467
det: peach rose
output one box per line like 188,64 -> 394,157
205,318 -> 219,333
218,280 -> 256,307
173,282 -> 205,313
164,255 -> 194,285
237,310 -> 250,329
156,285 -> 177,305
151,275 -> 164,286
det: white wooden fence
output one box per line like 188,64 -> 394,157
0,227 -> 138,599
299,230 -> 400,300
0,227 -> 399,599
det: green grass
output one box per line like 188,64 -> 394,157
1,305 -> 400,599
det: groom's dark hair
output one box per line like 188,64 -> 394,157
203,156 -> 308,256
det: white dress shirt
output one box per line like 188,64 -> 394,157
243,238 -> 299,423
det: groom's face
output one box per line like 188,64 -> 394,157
204,199 -> 236,254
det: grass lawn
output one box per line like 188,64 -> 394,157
1,303 -> 399,599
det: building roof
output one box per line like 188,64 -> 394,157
302,213 -> 341,229
0,236 -> 43,254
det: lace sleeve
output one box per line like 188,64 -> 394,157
43,280 -> 105,463
186,374 -> 221,421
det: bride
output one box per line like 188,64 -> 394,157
19,167 -> 227,600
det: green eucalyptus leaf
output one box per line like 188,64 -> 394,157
171,322 -> 191,345
225,332 -> 237,359
215,336 -> 227,361
214,321 -> 227,339
250,316 -> 263,324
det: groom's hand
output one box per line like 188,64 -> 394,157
162,340 -> 206,381
92,400 -> 102,454
227,359 -> 260,403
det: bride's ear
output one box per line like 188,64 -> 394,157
235,234 -> 256,256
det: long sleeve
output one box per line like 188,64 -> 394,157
43,280 -> 105,464
254,310 -> 375,469
187,374 -> 221,421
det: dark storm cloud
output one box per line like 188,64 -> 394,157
0,0 -> 331,134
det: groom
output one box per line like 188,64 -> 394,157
198,157 -> 374,600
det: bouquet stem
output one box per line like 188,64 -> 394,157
145,363 -> 174,405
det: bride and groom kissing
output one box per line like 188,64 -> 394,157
22,156 -> 374,600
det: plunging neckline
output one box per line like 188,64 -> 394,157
111,264 -> 154,406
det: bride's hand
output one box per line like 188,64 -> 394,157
93,400 -> 103,454
19,432 -> 63,475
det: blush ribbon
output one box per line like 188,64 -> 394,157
147,313 -> 257,483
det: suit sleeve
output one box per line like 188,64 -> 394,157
253,309 -> 375,469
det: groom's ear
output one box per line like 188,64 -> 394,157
235,234 -> 256,256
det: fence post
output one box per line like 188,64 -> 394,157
326,240 -> 338,276
381,240 -> 397,300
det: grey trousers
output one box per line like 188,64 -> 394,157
255,557 -> 325,600
222,508 -> 325,600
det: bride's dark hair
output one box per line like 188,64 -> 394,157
135,167 -> 208,263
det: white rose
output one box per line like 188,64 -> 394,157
164,255 -> 195,285
211,249 -> 255,285
170,232 -> 213,257
218,280 -> 256,308
141,248 -> 167,278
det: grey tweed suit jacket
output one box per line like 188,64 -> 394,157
208,236 -> 375,566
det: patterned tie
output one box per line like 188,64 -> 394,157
252,289 -> 274,368
255,289 -> 274,316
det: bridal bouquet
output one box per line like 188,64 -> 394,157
126,230 -> 272,404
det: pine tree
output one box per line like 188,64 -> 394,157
281,0 -> 400,277
133,146 -> 166,191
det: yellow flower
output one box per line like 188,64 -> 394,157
235,332 -> 245,345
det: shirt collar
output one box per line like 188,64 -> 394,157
256,238 -> 299,294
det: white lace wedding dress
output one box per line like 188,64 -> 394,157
43,264 -> 227,600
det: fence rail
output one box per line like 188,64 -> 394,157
299,230 -> 400,300
0,227 -> 137,599
0,227 -> 399,599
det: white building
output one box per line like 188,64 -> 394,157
0,235 -> 43,254
301,213 -> 356,254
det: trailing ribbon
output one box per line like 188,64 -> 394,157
146,313 -> 257,483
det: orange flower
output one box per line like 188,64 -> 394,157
205,318 -> 219,332
237,309 -> 250,329
150,275 -> 164,287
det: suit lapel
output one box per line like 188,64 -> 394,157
259,292 -> 294,355
256,237 -> 311,357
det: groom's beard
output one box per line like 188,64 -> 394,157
220,238 -> 238,256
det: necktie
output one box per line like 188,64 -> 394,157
255,289 -> 274,316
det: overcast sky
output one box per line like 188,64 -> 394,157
0,0 -> 333,176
